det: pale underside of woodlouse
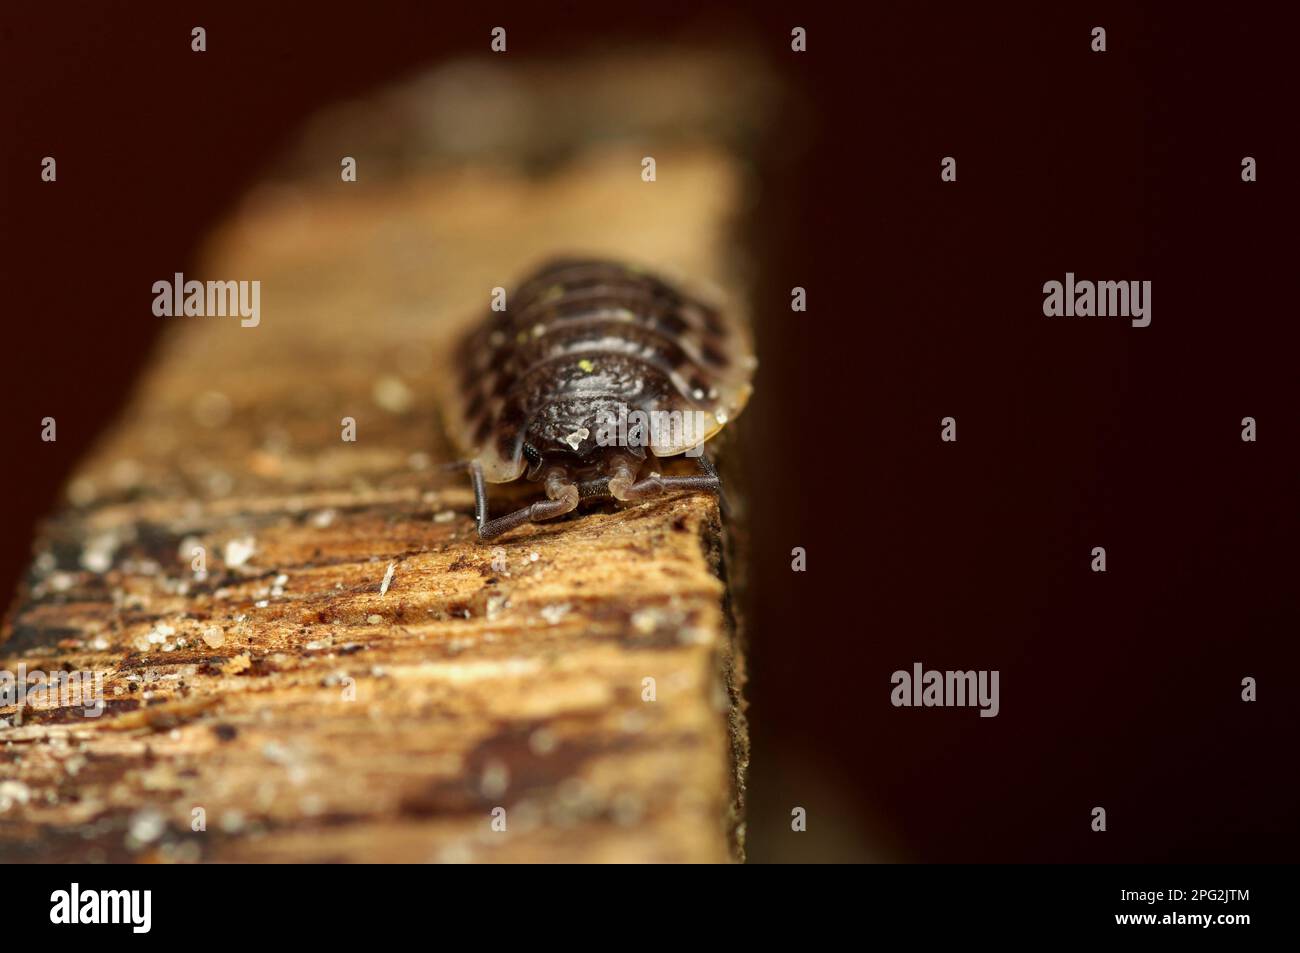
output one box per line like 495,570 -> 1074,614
439,258 -> 756,539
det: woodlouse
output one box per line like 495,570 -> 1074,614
441,258 -> 756,539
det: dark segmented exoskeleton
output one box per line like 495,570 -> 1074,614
440,258 -> 756,539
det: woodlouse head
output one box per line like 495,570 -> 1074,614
521,395 -> 646,479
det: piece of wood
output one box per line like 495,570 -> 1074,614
0,51 -> 761,862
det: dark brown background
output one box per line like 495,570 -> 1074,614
2,2 -> 1295,862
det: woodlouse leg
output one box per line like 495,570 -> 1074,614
608,452 -> 721,502
470,462 -> 579,540
577,475 -> 612,499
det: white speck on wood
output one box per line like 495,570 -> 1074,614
224,537 -> 256,569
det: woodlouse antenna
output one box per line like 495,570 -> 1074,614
469,453 -> 721,540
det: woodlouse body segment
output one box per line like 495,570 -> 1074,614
441,258 -> 755,539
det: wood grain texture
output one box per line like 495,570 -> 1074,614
0,51 -> 762,863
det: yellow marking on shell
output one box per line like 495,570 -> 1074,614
577,358 -> 595,373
